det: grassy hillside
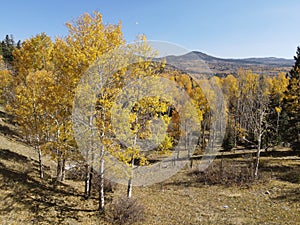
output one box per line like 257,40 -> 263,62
0,106 -> 299,224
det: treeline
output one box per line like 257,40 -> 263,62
220,61 -> 299,153
0,11 -> 299,212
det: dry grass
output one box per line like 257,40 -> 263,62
0,107 -> 299,224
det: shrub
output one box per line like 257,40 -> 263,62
194,159 -> 258,186
107,196 -> 145,225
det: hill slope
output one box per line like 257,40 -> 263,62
0,106 -> 299,224
163,51 -> 293,76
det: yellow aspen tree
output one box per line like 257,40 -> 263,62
7,34 -> 54,179
109,37 -> 173,198
65,11 -> 125,207
0,56 -> 13,104
13,33 -> 53,85
268,72 -> 289,144
236,69 -> 272,177
7,70 -> 55,179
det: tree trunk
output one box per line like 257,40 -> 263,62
37,146 -> 44,179
201,120 -> 206,150
99,158 -> 105,211
127,158 -> 134,198
89,167 -> 93,195
84,164 -> 91,199
233,117 -> 238,148
56,152 -> 63,182
276,111 -> 280,145
99,144 -> 105,211
127,131 -> 138,198
127,177 -> 133,198
61,158 -> 66,181
254,134 -> 262,178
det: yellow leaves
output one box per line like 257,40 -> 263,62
222,74 -> 239,99
7,70 -> 57,147
13,33 -> 54,84
65,11 -> 124,69
111,145 -> 148,166
238,69 -> 260,96
139,34 -> 147,42
0,67 -> 13,102
157,135 -> 173,155
270,72 -> 289,102
275,107 -> 281,114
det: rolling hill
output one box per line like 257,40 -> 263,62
162,51 -> 294,76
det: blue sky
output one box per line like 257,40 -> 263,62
0,0 -> 299,58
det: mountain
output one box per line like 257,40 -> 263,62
162,51 -> 294,76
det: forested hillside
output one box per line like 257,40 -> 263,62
0,11 -> 299,225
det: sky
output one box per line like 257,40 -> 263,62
0,0 -> 299,59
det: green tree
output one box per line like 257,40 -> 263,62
266,73 -> 289,145
0,34 -> 17,67
282,47 -> 300,150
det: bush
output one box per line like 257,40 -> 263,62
194,159 -> 257,186
108,196 -> 145,225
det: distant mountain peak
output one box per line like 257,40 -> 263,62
162,51 -> 293,76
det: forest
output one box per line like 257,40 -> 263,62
0,12 -> 299,224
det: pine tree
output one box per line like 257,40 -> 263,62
282,47 -> 300,150
0,34 -> 17,67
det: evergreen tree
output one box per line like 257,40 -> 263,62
282,47 -> 300,150
0,34 -> 18,67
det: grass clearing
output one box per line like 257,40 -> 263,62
0,107 -> 299,224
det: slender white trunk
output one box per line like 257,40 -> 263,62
127,179 -> 133,198
37,146 -> 43,179
254,133 -> 262,178
254,111 -> 265,178
85,114 -> 95,199
127,110 -> 139,199
127,158 -> 135,198
99,145 -> 105,211
127,134 -> 137,198
84,164 -> 91,199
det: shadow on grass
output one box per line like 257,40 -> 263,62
259,162 -> 300,184
0,148 -> 30,163
161,178 -> 201,189
0,109 -> 18,125
0,149 -> 98,224
191,148 -> 300,162
0,124 -> 19,137
260,150 -> 300,158
273,188 -> 300,202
